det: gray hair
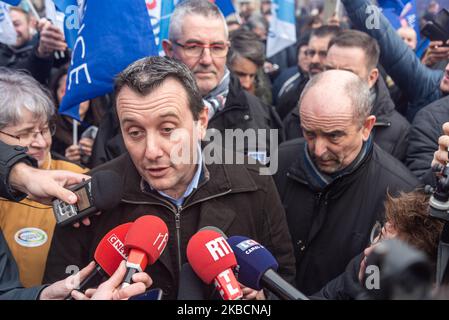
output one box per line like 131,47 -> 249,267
0,68 -> 55,130
168,0 -> 228,41
299,70 -> 372,125
114,56 -> 204,120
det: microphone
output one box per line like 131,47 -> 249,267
122,215 -> 169,287
53,170 -> 124,226
177,263 -> 208,300
66,222 -> 131,299
187,229 -> 243,300
227,236 -> 309,300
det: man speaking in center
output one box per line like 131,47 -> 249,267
43,56 -> 295,300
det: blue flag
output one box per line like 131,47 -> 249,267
59,0 -> 158,120
213,0 -> 235,17
378,0 -> 429,57
266,0 -> 296,58
0,0 -> 20,5
52,0 -> 79,49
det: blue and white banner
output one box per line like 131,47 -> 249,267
59,0 -> 158,120
266,0 -> 296,58
0,2 -> 16,46
0,0 -> 20,6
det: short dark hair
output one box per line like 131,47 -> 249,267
310,25 -> 341,41
228,29 -> 265,67
328,30 -> 380,70
114,56 -> 204,120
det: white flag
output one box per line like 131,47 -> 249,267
266,0 -> 296,58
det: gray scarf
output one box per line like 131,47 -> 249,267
203,68 -> 230,119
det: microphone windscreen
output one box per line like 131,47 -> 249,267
227,236 -> 279,290
177,263 -> 207,300
198,226 -> 228,239
95,222 -> 132,276
187,230 -> 237,284
91,170 -> 124,211
124,215 -> 169,265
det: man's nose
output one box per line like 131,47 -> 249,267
313,137 -> 328,158
145,134 -> 164,161
199,47 -> 213,65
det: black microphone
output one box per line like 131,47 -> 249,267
177,263 -> 208,300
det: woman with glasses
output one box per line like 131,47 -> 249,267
0,68 -> 86,287
315,190 -> 444,300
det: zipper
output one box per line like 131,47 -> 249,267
121,188 -> 233,274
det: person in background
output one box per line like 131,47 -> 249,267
228,29 -> 272,105
0,69 -> 87,288
49,66 -> 108,167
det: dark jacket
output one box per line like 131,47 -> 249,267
406,95 -> 449,184
341,0 -> 444,121
0,141 -> 45,300
273,138 -> 418,294
89,75 -> 284,167
314,253 -> 364,300
44,151 -> 296,300
283,78 -> 411,161
0,36 -> 54,85
274,68 -> 309,120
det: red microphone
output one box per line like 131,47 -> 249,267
66,222 -> 131,299
122,215 -> 169,286
187,230 -> 243,300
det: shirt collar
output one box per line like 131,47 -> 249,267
149,143 -> 203,207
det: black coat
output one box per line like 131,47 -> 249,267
282,77 -> 410,161
406,95 -> 449,184
0,35 -> 65,85
44,152 -> 296,300
273,138 -> 418,294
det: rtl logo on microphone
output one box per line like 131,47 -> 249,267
205,236 -> 233,261
108,234 -> 127,259
214,269 -> 243,300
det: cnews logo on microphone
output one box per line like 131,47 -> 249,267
236,239 -> 262,254
108,234 -> 128,259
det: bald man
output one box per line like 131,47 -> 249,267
273,70 -> 418,295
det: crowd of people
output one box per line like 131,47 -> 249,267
1,0 -> 449,300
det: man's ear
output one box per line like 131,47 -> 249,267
367,68 -> 379,88
162,39 -> 174,57
362,115 -> 376,141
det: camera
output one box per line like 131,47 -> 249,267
425,163 -> 449,221
421,9 -> 449,46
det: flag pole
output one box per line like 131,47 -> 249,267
24,0 -> 40,20
73,120 -> 78,146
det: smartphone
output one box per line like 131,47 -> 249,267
129,288 -> 163,301
421,9 -> 449,46
52,178 -> 97,226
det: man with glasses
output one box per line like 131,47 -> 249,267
162,0 -> 282,162
0,69 -> 86,288
282,26 -> 341,139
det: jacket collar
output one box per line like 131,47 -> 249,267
287,139 -> 373,194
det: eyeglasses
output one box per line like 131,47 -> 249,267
305,49 -> 328,58
172,41 -> 229,58
370,221 -> 384,245
0,123 -> 56,145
